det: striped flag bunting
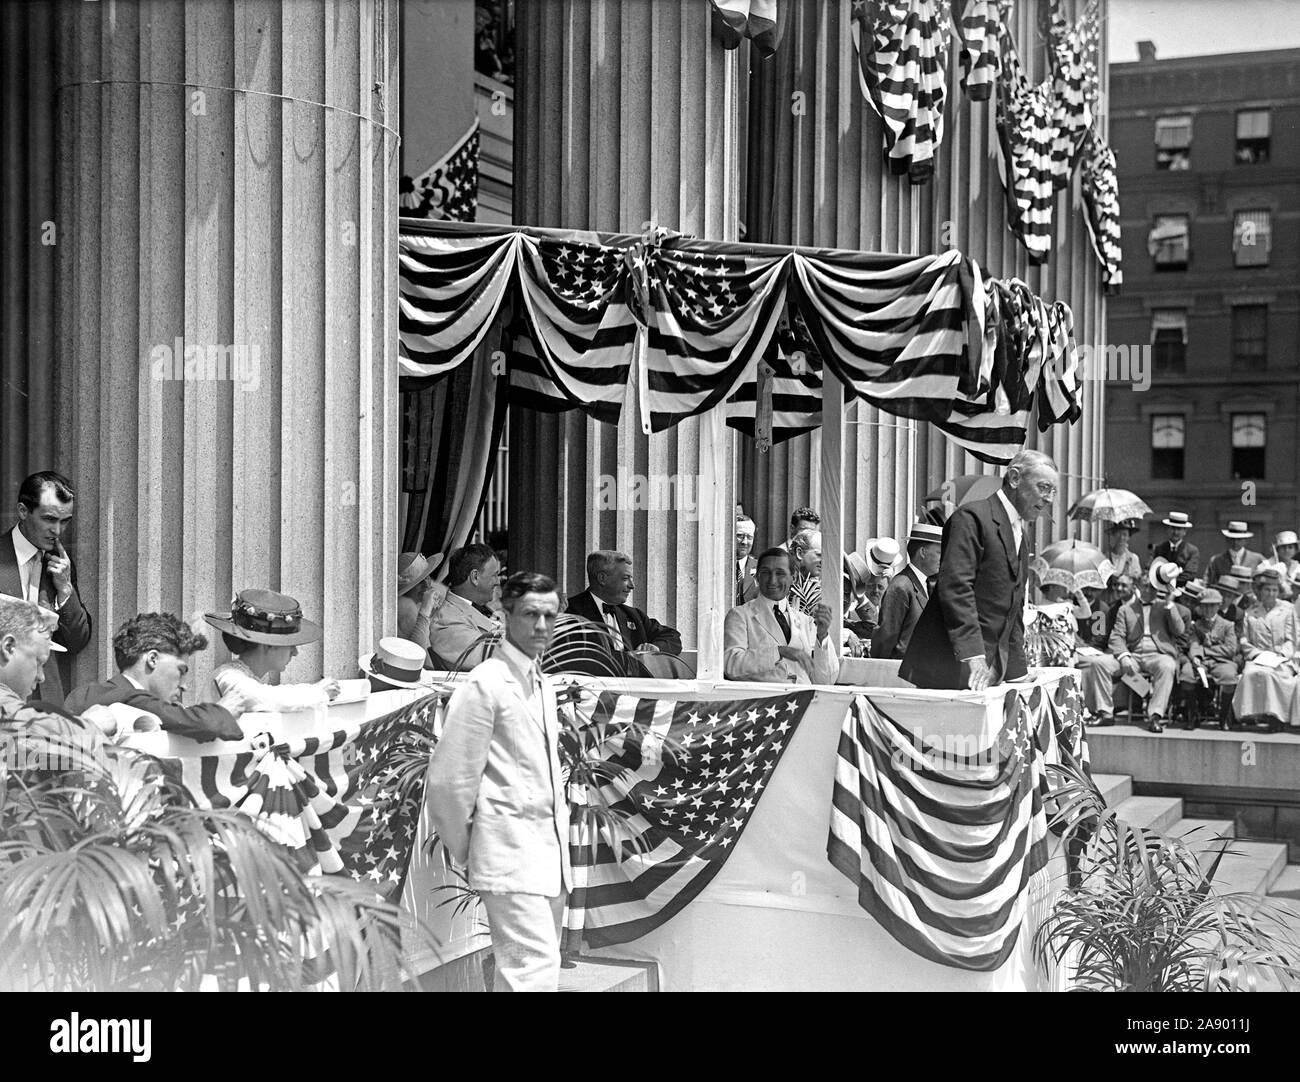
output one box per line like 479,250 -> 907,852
851,0 -> 950,185
563,689 -> 816,948
157,693 -> 443,898
398,220 -> 1084,462
709,0 -> 783,57
827,677 -> 1087,971
956,0 -> 1011,101
400,118 -> 480,222
1080,132 -> 1123,293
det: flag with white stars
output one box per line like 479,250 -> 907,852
827,684 -> 1078,972
155,693 -> 444,900
400,119 -> 480,223
564,689 -> 815,949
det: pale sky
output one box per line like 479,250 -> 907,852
1109,0 -> 1300,61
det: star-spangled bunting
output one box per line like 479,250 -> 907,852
401,119 -> 480,223
564,689 -> 815,948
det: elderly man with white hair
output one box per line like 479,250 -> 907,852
901,449 -> 1058,690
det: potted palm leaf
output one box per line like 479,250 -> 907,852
0,710 -> 419,991
1034,761 -> 1300,991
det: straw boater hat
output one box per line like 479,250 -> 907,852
908,522 -> 944,547
1252,567 -> 1282,588
863,537 -> 905,577
1215,573 -> 1243,601
1196,588 -> 1223,609
397,551 -> 442,597
1222,520 -> 1253,540
205,590 -> 322,646
1229,563 -> 1256,580
1181,579 -> 1205,603
1147,557 -> 1182,596
358,637 -> 433,689
1161,510 -> 1193,529
1275,530 -> 1299,549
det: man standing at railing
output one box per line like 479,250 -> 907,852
427,571 -> 571,992
901,450 -> 1059,691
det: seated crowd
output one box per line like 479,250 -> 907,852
1035,510 -> 1300,735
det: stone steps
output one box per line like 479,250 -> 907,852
1092,772 -> 1131,807
1113,794 -> 1184,835
559,957 -> 658,992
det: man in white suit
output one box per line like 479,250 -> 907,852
426,571 -> 572,991
724,547 -> 840,684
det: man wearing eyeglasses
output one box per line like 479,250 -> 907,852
902,450 -> 1059,691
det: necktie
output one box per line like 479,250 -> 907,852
473,602 -> 495,619
773,603 -> 792,643
26,553 -> 42,605
601,603 -> 625,649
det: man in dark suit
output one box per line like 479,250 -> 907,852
566,550 -> 682,664
0,472 -> 91,705
1205,520 -> 1266,586
65,612 -> 248,742
735,514 -> 758,606
901,451 -> 1058,690
1151,511 -> 1200,584
871,523 -> 941,659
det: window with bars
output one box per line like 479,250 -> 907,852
1231,413 -> 1266,480
1233,209 -> 1271,267
1155,115 -> 1192,170
1151,414 -> 1185,480
1236,109 -> 1271,164
1150,309 -> 1187,374
1150,214 -> 1190,271
1232,305 -> 1267,370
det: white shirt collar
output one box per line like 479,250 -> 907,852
995,488 -> 1022,529
11,524 -> 38,567
496,636 -> 539,685
122,672 -> 146,691
772,597 -> 790,614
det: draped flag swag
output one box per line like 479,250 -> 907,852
157,677 -> 1085,974
827,673 -> 1087,970
399,220 -> 1084,465
400,118 -> 481,223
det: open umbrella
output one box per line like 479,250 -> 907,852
1033,540 -> 1112,592
924,474 -> 1001,508
1068,488 -> 1151,525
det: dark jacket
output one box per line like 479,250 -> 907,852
900,494 -> 1028,689
870,565 -> 928,660
735,555 -> 759,606
0,535 -> 92,706
564,591 -> 683,656
65,673 -> 242,743
1152,539 -> 1200,581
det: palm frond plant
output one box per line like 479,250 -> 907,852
1033,760 -> 1300,991
0,709 -> 425,992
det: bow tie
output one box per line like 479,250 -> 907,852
601,602 -> 620,615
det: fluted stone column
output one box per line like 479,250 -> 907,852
742,0 -> 925,556
56,0 -> 400,691
511,0 -> 738,674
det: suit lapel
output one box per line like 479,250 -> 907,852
0,534 -> 23,598
990,495 -> 1017,572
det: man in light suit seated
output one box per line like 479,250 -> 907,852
426,571 -> 571,992
1105,559 -> 1189,734
724,547 -> 839,684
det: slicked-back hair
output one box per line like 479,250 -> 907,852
756,547 -> 796,575
790,527 -> 821,557
113,612 -> 209,672
586,549 -> 631,583
500,571 -> 558,612
907,539 -> 936,561
447,543 -> 498,587
0,595 -> 59,648
18,470 -> 75,510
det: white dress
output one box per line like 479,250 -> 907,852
1232,602 -> 1300,725
200,659 -> 329,711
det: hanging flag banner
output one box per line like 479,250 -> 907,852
400,118 -> 481,223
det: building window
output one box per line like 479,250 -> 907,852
1231,413 -> 1266,480
1150,309 -> 1187,375
1151,414 -> 1185,480
1233,209 -> 1271,268
1149,215 -> 1189,271
1232,305 -> 1267,371
1154,115 -> 1192,170
1236,109 -> 1271,164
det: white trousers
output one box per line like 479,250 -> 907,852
481,891 -> 566,992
